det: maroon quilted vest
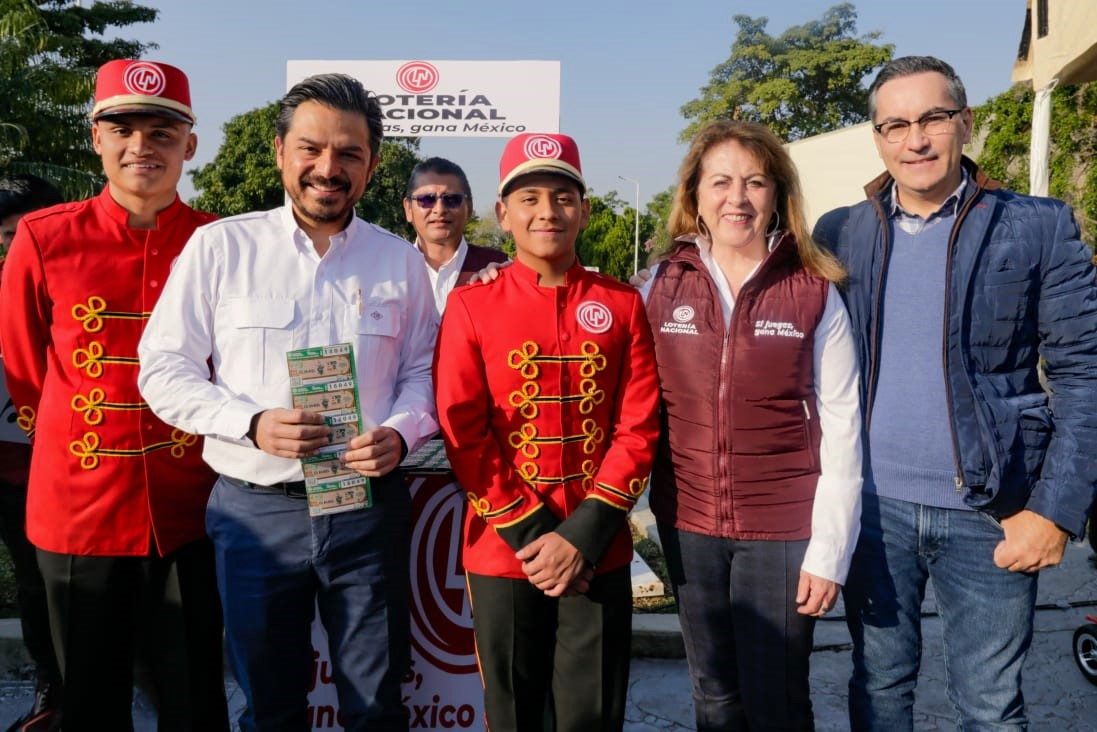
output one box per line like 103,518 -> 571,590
645,234 -> 829,540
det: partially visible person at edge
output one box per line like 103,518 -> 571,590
403,156 -> 507,316
0,174 -> 64,732
434,133 -> 660,731
139,73 -> 437,732
1,175 -> 61,260
637,119 -> 863,731
812,55 -> 1097,730
0,61 -> 229,731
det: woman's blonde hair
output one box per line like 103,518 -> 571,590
666,119 -> 845,283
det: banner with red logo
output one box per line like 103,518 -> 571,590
306,473 -> 483,730
286,60 -> 560,138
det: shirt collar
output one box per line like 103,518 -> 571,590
510,256 -> 587,287
279,205 -> 360,253
96,185 -> 185,229
693,230 -> 780,263
887,169 -> 969,220
415,237 -> 468,272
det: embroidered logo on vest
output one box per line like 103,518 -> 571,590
753,319 -> 805,339
660,304 -> 699,335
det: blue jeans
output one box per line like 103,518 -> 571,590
844,494 -> 1037,731
206,474 -> 411,732
659,523 -> 815,731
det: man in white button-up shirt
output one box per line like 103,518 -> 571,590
139,74 -> 438,732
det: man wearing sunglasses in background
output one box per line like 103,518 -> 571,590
814,56 -> 1097,729
403,158 -> 506,316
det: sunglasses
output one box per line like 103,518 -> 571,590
408,192 -> 467,210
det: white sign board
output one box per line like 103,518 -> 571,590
286,60 -> 560,138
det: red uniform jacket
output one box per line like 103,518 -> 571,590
0,188 -> 217,556
434,259 -> 660,579
645,234 -> 828,540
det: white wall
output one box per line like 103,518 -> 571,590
786,122 -> 882,229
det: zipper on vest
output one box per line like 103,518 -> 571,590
865,197 -> 892,431
801,399 -> 811,420
941,187 -> 983,493
718,330 -> 732,532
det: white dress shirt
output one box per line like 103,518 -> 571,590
138,206 -> 439,486
641,237 -> 863,584
416,237 -> 469,317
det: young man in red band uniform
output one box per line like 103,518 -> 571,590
0,60 -> 228,731
434,133 -> 660,731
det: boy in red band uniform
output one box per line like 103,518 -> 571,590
0,60 -> 228,730
434,133 -> 660,730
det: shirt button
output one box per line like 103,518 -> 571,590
149,280 -> 159,288
561,333 -> 570,342
151,248 -> 159,256
145,424 -> 153,431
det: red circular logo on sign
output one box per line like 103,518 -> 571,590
522,135 -> 563,160
577,301 -> 613,334
396,61 -> 439,94
122,62 -> 166,96
408,477 -> 477,674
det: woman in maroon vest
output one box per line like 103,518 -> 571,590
640,120 -> 863,731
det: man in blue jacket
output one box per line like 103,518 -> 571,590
814,56 -> 1097,730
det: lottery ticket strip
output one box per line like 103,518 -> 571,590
287,344 -> 372,516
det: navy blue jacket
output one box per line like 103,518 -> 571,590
814,158 -> 1097,537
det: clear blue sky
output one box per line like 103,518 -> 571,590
129,0 -> 1026,214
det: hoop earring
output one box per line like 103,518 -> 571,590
765,210 -> 781,237
695,215 -> 711,241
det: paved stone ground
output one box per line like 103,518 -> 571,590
626,542 -> 1097,731
1,544 -> 1095,730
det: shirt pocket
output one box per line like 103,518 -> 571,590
344,302 -> 402,397
223,297 -> 296,384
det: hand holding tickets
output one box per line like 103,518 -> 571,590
287,344 -> 371,516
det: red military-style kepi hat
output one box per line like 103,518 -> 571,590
91,60 -> 196,125
498,133 -> 585,196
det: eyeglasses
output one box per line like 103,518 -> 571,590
873,108 -> 965,143
408,192 -> 467,210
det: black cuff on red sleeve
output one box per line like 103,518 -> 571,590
555,499 -> 626,565
496,504 -> 560,552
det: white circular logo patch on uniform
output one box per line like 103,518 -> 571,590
673,305 -> 695,323
123,62 -> 167,96
576,301 -> 612,334
523,135 -> 563,160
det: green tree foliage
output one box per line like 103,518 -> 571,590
0,0 -> 158,198
680,3 -> 892,143
642,186 -> 676,262
973,82 -> 1097,245
577,191 -> 658,281
358,137 -> 421,235
190,103 -> 282,216
190,101 -> 422,234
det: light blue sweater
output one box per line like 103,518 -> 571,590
866,214 -> 970,510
